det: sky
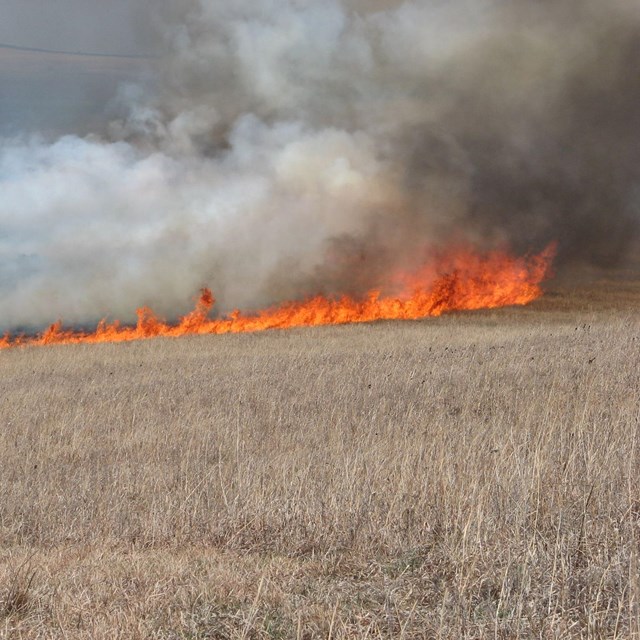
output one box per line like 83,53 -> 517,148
0,0 -> 156,134
0,0 -> 156,54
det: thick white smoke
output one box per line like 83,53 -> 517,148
1,118 -> 389,329
1,0 -> 639,331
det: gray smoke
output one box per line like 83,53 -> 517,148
1,0 -> 639,331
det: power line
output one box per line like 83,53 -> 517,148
0,42 -> 156,60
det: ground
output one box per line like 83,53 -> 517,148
1,276 -> 639,638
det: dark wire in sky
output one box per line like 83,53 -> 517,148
0,41 -> 156,59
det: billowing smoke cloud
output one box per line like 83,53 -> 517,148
1,0 -> 639,331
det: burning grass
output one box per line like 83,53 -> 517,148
1,287 -> 639,638
0,244 -> 554,350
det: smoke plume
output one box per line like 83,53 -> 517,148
1,0 -> 639,331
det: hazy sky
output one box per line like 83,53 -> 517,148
0,0 -> 158,135
0,0 -> 156,55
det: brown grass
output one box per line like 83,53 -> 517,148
1,281 -> 640,638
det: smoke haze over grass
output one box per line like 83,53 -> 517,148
1,0 -> 639,331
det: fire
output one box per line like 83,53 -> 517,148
0,244 -> 555,350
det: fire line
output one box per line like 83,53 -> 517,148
0,244 -> 555,350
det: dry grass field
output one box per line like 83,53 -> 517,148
1,279 -> 640,638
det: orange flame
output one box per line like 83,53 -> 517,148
0,244 -> 555,350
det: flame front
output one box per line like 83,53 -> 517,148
0,245 -> 555,350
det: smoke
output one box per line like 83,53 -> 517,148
1,0 -> 639,331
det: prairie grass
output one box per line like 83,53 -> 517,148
1,281 -> 639,638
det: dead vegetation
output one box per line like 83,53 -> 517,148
1,283 -> 639,638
